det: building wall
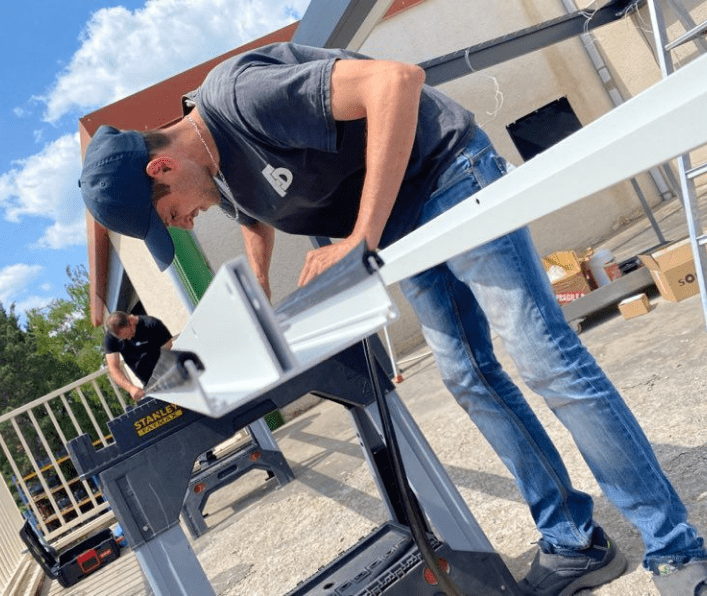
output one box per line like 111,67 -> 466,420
108,233 -> 192,334
111,0 -> 707,357
361,0 -> 671,258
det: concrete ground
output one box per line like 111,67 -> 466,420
41,195 -> 707,596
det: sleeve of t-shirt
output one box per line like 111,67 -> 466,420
103,333 -> 120,354
233,59 -> 340,152
145,317 -> 172,346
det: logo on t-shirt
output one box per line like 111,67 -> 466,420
262,164 -> 293,197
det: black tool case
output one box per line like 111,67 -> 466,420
20,520 -> 120,587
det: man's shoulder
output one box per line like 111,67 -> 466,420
104,332 -> 122,353
212,43 -> 354,76
139,315 -> 166,329
139,316 -> 171,338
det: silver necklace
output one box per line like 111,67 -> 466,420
186,114 -> 238,214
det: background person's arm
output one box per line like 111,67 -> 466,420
106,352 -> 145,401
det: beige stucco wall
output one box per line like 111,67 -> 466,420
360,0 -> 676,258
114,0 -> 707,358
108,232 -> 192,334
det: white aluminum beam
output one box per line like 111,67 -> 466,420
160,257 -> 398,417
379,52 -> 707,285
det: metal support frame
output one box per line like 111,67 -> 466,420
418,0 -> 646,85
293,0 -> 394,50
181,435 -> 294,539
68,342 -> 513,596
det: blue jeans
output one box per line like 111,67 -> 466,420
399,126 -> 705,569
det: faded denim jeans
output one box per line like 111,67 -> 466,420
398,126 -> 705,569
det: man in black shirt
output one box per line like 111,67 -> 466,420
104,312 -> 173,401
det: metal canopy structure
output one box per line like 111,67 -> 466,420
292,0 -> 646,81
293,0 -> 394,50
419,0 -> 645,85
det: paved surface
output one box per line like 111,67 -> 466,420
39,196 -> 707,596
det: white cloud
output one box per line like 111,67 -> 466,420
0,133 -> 85,250
1,0 -> 311,263
15,295 -> 54,315
42,0 -> 311,123
0,264 -> 43,305
35,219 -> 87,250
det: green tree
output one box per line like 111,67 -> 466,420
0,303 -> 36,413
26,265 -> 105,375
0,303 -> 81,413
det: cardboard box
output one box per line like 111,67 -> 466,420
618,293 -> 651,320
639,238 -> 699,302
542,251 -> 593,305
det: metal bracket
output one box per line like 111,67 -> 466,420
157,243 -> 398,417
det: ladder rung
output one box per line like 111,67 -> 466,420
665,19 -> 707,52
687,161 -> 707,180
697,234 -> 707,247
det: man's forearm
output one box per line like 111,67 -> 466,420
241,221 -> 275,299
109,367 -> 138,392
106,354 -> 144,400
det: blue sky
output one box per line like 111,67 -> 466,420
0,0 -> 310,322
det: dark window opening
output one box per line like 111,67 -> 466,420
507,97 -> 583,161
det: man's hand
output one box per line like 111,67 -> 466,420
298,240 -> 356,287
129,386 -> 146,401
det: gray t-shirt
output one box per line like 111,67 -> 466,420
183,42 -> 477,247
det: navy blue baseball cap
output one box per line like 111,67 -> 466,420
79,125 -> 175,271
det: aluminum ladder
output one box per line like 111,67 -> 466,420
645,0 -> 707,327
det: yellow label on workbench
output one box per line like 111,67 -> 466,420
134,404 -> 184,437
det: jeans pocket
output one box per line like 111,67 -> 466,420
420,129 -> 507,226
468,149 -> 508,188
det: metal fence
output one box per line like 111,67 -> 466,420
0,369 -> 128,551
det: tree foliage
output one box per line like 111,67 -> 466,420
1,266 -> 109,504
0,304 -> 80,414
26,265 -> 105,375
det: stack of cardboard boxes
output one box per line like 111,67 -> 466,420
542,238 -> 700,321
541,251 -> 594,306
